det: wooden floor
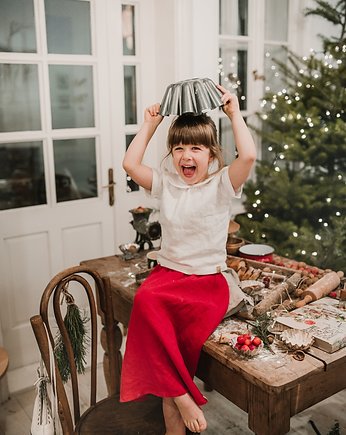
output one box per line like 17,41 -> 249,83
0,363 -> 345,435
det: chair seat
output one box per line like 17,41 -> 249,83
76,394 -> 165,434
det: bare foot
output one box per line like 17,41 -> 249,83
173,393 -> 207,433
163,397 -> 186,435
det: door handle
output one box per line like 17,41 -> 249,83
102,168 -> 116,206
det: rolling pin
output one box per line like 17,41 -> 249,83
252,272 -> 302,317
295,271 -> 340,308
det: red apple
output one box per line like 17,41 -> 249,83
240,345 -> 250,352
252,337 -> 262,347
244,338 -> 252,346
237,335 -> 246,345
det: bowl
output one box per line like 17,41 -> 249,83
118,243 -> 140,260
226,236 -> 245,255
159,78 -> 223,116
239,244 -> 274,262
230,334 -> 263,358
119,243 -> 140,254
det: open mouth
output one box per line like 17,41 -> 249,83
182,165 -> 196,177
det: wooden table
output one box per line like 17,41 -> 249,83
81,254 -> 346,435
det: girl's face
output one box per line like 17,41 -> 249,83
171,143 -> 213,185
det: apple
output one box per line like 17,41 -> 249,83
248,344 -> 256,351
244,338 -> 252,346
237,335 -> 246,345
251,337 -> 262,347
240,345 -> 250,352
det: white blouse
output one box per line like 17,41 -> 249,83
150,160 -> 242,275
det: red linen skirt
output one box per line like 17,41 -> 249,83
120,265 -> 229,406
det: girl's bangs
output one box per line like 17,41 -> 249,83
168,114 -> 217,147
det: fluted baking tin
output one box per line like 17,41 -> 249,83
159,78 -> 224,116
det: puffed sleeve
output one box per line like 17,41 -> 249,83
145,168 -> 163,199
220,166 -> 243,199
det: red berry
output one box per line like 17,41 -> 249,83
329,291 -> 337,298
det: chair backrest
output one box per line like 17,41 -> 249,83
31,265 -> 116,434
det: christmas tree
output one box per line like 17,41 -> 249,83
237,0 -> 346,271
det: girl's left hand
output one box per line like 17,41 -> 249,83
217,84 -> 240,118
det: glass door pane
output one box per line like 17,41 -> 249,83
53,138 -> 97,202
0,0 -> 36,53
123,65 -> 137,125
264,45 -> 288,93
0,141 -> 46,210
122,5 -> 136,55
0,64 -> 41,132
219,0 -> 248,36
265,0 -> 288,41
125,134 -> 139,192
45,0 -> 92,55
219,118 -> 236,165
219,41 -> 248,110
49,65 -> 95,129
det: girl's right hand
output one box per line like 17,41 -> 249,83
217,85 -> 240,118
144,103 -> 163,127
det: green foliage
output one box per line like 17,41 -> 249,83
250,312 -> 273,349
327,421 -> 340,435
305,0 -> 346,49
55,303 -> 90,383
239,0 -> 346,271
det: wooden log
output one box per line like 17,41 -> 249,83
252,273 -> 301,317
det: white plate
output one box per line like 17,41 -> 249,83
239,244 -> 274,256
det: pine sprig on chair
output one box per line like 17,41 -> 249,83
54,285 -> 90,383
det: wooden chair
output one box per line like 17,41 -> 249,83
0,347 -> 9,380
30,265 -> 165,434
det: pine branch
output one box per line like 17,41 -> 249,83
305,1 -> 343,25
327,421 -> 340,435
250,313 -> 273,349
305,0 -> 346,41
55,304 -> 90,383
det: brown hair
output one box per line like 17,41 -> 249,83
166,113 -> 224,172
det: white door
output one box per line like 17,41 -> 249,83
0,0 -> 156,391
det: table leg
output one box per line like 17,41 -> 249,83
101,321 -> 123,396
248,384 -> 291,435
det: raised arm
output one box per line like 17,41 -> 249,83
122,103 -> 163,191
218,85 -> 257,192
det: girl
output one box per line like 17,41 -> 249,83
120,85 -> 256,434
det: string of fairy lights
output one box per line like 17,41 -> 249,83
217,44 -> 345,259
